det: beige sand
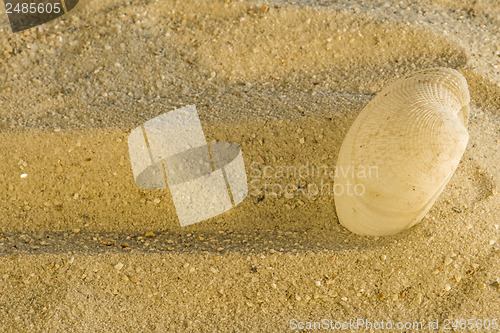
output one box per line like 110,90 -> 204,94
0,0 -> 499,331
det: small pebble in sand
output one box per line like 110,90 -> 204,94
315,281 -> 321,287
130,276 -> 138,283
415,292 -> 423,305
478,283 -> 486,290
444,256 -> 453,266
114,262 -> 124,271
444,285 -> 451,291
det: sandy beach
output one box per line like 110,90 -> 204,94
0,0 -> 499,331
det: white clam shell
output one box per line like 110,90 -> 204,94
334,68 -> 470,236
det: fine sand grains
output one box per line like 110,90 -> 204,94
0,0 -> 499,331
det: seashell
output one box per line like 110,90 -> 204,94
334,68 -> 470,236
